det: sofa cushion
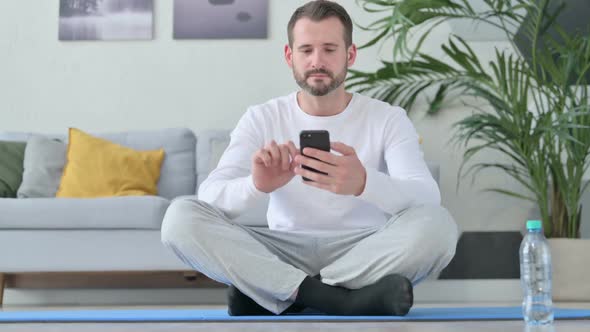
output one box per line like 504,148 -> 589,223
17,136 -> 67,198
57,128 -> 165,198
0,141 -> 27,198
0,128 -> 197,199
0,196 -> 170,229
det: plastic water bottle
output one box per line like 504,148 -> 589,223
519,220 -> 554,325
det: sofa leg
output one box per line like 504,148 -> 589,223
0,273 -> 5,306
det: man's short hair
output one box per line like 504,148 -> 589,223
287,0 -> 353,48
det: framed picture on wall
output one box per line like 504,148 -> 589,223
59,0 -> 154,41
174,0 -> 268,39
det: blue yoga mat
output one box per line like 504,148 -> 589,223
1,307 -> 589,322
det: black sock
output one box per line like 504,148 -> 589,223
227,285 -> 305,316
294,274 -> 413,316
227,285 -> 274,316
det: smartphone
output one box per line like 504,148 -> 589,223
299,130 -> 330,181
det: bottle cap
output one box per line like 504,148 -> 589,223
526,220 -> 543,230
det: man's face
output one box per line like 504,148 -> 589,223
286,17 -> 356,97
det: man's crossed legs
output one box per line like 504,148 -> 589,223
161,198 -> 458,315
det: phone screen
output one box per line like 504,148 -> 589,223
299,130 -> 330,181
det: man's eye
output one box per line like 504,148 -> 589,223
326,49 -> 335,53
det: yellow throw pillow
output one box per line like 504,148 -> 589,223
56,128 -> 165,198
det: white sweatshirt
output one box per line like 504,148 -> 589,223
198,92 -> 440,232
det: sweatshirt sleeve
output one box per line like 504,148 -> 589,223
197,109 -> 268,219
357,108 -> 441,215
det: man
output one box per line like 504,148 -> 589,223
161,0 -> 458,316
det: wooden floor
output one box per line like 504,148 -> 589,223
1,304 -> 588,332
0,321 -> 587,332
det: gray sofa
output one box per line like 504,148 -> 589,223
0,127 -> 439,304
0,128 -> 198,274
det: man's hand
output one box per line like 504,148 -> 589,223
252,140 -> 300,193
294,142 -> 367,196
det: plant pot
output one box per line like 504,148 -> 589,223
549,238 -> 590,301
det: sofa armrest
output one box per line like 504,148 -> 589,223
195,130 -> 232,194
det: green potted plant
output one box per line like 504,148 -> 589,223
348,0 -> 590,299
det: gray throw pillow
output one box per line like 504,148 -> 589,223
17,136 -> 67,198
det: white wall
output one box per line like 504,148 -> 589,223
0,0 -> 535,234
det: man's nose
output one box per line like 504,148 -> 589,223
310,50 -> 326,69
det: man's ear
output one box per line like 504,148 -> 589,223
347,44 -> 357,67
285,44 -> 293,68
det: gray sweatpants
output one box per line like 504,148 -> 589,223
160,197 -> 458,314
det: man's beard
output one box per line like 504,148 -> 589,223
294,66 -> 347,96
